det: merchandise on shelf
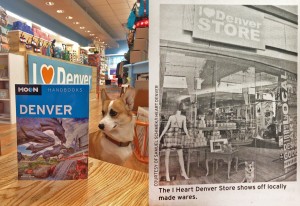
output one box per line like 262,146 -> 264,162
183,136 -> 194,148
0,7 -> 8,26
194,130 -> 207,147
12,21 -> 33,35
88,54 -> 101,66
198,115 -> 206,127
0,88 -> 8,99
129,27 -> 149,64
211,130 -> 221,140
0,7 -> 9,53
69,50 -> 77,63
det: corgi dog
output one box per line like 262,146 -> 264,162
89,88 -> 136,165
242,161 -> 255,183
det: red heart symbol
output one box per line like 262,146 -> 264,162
41,64 -> 54,84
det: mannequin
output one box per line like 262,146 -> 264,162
159,108 -> 191,181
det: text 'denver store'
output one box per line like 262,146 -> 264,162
158,5 -> 297,185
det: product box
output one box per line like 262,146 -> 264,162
133,80 -> 149,111
133,89 -> 148,111
135,28 -> 149,39
133,38 -> 148,52
130,50 -> 148,64
16,84 -> 89,180
88,54 -> 100,66
0,89 -> 8,99
135,79 -> 149,90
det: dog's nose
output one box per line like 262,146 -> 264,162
98,124 -> 105,130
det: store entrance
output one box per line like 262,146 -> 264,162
159,52 -> 297,185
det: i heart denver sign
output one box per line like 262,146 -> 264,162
28,54 -> 93,90
192,5 -> 265,50
41,64 -> 55,84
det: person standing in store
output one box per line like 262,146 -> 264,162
159,103 -> 191,181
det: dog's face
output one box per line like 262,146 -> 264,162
99,88 -> 136,134
245,161 -> 255,173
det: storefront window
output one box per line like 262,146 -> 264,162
159,51 -> 297,184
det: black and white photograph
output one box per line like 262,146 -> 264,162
146,1 -> 300,205
156,4 -> 297,187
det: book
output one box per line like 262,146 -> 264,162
16,84 -> 89,180
149,2 -> 299,206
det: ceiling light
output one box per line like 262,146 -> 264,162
73,21 -> 80,25
57,10 -> 64,14
79,26 -> 85,29
66,16 -> 73,20
89,34 -> 95,36
45,2 -> 55,6
85,30 -> 91,33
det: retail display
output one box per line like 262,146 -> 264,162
130,28 -> 148,63
16,84 -> 89,180
0,7 -> 9,53
126,0 -> 149,64
0,53 -> 24,123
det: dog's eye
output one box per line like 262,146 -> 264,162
109,109 -> 118,117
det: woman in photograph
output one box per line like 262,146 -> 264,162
159,103 -> 191,181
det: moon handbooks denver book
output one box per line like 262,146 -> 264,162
16,84 -> 89,180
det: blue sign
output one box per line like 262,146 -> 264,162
16,84 -> 89,118
28,54 -> 93,90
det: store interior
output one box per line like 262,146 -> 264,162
159,52 -> 297,185
0,0 -> 149,173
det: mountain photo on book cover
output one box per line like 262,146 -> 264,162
16,84 -> 89,180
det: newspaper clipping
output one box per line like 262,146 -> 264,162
149,1 -> 299,205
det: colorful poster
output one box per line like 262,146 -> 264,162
16,84 -> 89,180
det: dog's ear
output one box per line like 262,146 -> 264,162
122,88 -> 136,111
245,162 -> 248,167
101,89 -> 110,105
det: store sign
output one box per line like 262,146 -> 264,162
28,55 -> 93,90
163,76 -> 188,89
280,72 -> 297,169
192,6 -> 265,50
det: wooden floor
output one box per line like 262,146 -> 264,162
0,89 -> 148,173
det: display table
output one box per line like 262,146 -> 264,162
0,152 -> 148,205
205,149 -> 239,179
185,146 -> 210,177
123,61 -> 149,87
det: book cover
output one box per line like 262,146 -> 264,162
16,84 -> 89,180
149,2 -> 299,206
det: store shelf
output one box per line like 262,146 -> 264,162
0,113 -> 11,122
197,127 -> 237,131
0,54 -> 25,124
8,30 -> 51,54
123,60 -> 149,87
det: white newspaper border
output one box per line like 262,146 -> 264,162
149,0 -> 300,205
